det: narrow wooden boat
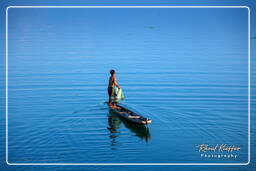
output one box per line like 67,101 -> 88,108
109,103 -> 152,125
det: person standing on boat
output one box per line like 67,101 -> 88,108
108,69 -> 121,108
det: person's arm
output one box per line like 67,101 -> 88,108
113,76 -> 120,89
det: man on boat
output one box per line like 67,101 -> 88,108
108,69 -> 121,108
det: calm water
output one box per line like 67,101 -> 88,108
5,7 -> 250,167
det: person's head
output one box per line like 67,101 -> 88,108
110,69 -> 115,76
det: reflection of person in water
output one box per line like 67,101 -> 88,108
107,110 -> 122,150
107,110 -> 151,144
107,111 -> 122,133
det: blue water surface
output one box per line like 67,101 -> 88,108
1,1 -> 255,171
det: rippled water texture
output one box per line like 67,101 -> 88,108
7,8 -> 249,164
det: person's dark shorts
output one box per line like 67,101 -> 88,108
108,87 -> 113,98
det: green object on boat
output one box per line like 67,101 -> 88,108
114,87 -> 125,100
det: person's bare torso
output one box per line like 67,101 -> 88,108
108,76 -> 115,88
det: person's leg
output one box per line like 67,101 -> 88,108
111,88 -> 119,108
108,87 -> 113,107
108,87 -> 120,109
108,98 -> 112,107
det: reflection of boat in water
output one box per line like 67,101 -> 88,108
107,109 -> 151,142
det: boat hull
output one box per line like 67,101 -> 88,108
109,104 -> 152,125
